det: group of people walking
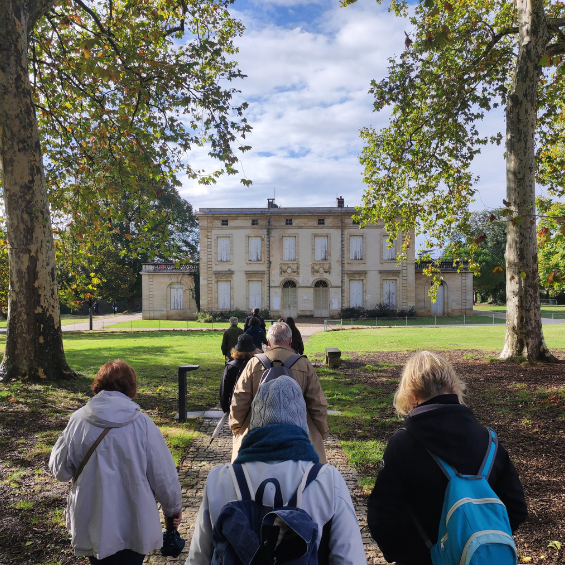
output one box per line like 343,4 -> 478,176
49,315 -> 527,565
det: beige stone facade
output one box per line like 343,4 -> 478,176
415,262 -> 474,316
140,263 -> 198,319
196,198 -> 418,318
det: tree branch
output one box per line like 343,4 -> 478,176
546,40 -> 565,56
547,18 -> 565,30
26,0 -> 55,30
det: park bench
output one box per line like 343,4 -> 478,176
325,347 -> 342,368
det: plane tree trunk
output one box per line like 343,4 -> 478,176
0,0 -> 75,380
501,0 -> 554,361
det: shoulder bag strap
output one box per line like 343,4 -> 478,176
478,427 -> 498,479
282,354 -> 304,370
255,353 -> 272,370
72,427 -> 111,485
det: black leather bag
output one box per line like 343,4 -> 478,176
160,515 -> 185,558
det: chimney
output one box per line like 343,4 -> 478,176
337,196 -> 344,208
267,198 -> 278,209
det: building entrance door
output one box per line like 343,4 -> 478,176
314,280 -> 329,318
282,280 -> 298,318
431,283 -> 445,316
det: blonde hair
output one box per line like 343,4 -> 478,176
393,351 -> 466,416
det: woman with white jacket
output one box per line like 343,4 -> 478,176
49,360 -> 182,564
187,375 -> 367,565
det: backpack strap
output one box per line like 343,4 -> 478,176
477,427 -> 498,479
283,354 -> 304,370
255,478 -> 284,508
287,463 -> 325,508
229,463 -> 253,501
255,354 -> 272,370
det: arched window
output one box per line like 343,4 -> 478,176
170,283 -> 183,310
282,280 -> 297,288
314,280 -> 328,288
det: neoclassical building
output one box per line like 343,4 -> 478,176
140,197 -> 473,319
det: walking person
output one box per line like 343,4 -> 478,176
230,322 -> 329,463
244,316 -> 268,351
366,351 -> 527,565
220,316 -> 243,362
243,307 -> 266,332
49,360 -> 183,564
187,376 -> 366,564
285,316 -> 304,355
220,334 -> 260,413
112,301 -> 118,315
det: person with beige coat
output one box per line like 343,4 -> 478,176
229,322 -> 330,463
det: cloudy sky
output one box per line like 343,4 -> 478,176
180,0 -> 511,216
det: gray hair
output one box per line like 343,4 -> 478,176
229,317 -> 238,325
267,322 -> 292,344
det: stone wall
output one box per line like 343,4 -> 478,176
141,271 -> 197,319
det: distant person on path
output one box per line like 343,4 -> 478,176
112,301 -> 118,315
49,360 -> 183,564
187,376 -> 366,564
230,322 -> 329,463
220,316 -> 243,361
243,307 -> 266,332
93,301 -> 99,315
244,316 -> 268,351
220,334 -> 260,413
285,316 -> 304,355
367,351 -> 527,565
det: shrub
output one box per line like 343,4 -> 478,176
196,309 -> 270,323
340,305 -> 416,319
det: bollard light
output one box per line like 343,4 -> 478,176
178,365 -> 199,422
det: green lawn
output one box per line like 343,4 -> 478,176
328,314 -> 505,327
306,324 -> 565,354
476,303 -> 565,319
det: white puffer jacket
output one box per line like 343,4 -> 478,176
187,460 -> 367,565
49,390 -> 182,559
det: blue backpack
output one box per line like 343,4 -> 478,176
212,462 -> 325,565
415,428 -> 517,565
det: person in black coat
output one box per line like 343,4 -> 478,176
219,334 -> 260,413
285,316 -> 304,355
244,317 -> 268,351
243,308 -> 266,332
367,350 -> 527,565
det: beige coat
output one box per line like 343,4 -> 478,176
229,345 -> 330,463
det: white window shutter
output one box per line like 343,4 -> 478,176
218,281 -> 231,309
218,237 -> 231,262
383,236 -> 396,260
249,281 -> 262,308
314,236 -> 328,261
350,280 -> 363,307
350,236 -> 363,260
170,283 -> 183,310
249,237 -> 262,262
283,237 -> 296,261
383,280 -> 397,307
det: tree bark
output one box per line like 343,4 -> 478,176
501,0 -> 554,361
0,0 -> 75,380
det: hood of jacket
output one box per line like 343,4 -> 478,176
403,394 -> 488,465
80,390 -> 142,428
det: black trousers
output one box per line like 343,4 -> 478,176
88,549 -> 145,565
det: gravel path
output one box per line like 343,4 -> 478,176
145,414 -> 384,564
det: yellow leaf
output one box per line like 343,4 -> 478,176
521,558 -> 532,563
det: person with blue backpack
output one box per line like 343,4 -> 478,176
367,351 -> 527,565
186,375 -> 367,564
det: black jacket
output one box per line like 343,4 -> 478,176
244,314 -> 266,332
220,358 -> 248,413
367,395 -> 527,565
291,327 -> 304,355
245,326 -> 268,350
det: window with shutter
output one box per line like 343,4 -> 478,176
350,280 -> 363,307
350,236 -> 363,260
248,237 -> 262,262
282,237 -> 296,261
218,281 -> 231,309
218,237 -> 231,262
314,236 -> 328,261
248,281 -> 262,308
170,283 -> 183,310
383,237 -> 396,261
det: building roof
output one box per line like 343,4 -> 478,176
197,207 -> 357,215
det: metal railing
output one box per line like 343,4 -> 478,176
142,262 -> 199,273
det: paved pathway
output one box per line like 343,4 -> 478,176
60,312 -> 143,332
145,414 -> 384,564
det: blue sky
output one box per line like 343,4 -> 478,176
179,0 -> 511,224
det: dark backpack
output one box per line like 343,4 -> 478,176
255,353 -> 304,386
212,462 -> 325,565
